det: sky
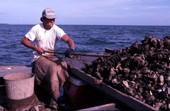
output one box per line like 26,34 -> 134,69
0,0 -> 170,26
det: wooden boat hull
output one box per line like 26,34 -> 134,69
63,56 -> 157,111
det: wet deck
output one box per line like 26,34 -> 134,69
0,65 -> 123,111
0,65 -> 32,77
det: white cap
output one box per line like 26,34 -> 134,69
42,8 -> 56,19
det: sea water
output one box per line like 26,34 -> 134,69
0,24 -> 170,66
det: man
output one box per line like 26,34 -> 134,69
21,8 -> 75,109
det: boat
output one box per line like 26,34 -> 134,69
62,56 -> 157,111
0,55 -> 157,111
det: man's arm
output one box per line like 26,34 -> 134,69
61,34 -> 75,50
21,37 -> 45,55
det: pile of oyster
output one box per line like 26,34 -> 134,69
84,36 -> 170,111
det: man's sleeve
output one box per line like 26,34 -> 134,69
25,26 -> 37,41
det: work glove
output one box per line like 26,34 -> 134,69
64,49 -> 75,58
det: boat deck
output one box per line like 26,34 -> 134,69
0,65 -> 126,111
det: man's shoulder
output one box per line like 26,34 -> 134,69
53,25 -> 64,32
31,24 -> 43,31
33,24 -> 42,28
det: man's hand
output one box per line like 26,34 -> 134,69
21,37 -> 45,55
64,49 -> 75,58
34,47 -> 45,55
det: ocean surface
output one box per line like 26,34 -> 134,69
0,24 -> 170,66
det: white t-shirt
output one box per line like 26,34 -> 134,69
25,23 -> 66,62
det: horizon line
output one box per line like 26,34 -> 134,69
0,23 -> 170,27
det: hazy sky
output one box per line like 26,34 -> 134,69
0,0 -> 170,25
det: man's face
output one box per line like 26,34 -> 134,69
43,18 -> 55,30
